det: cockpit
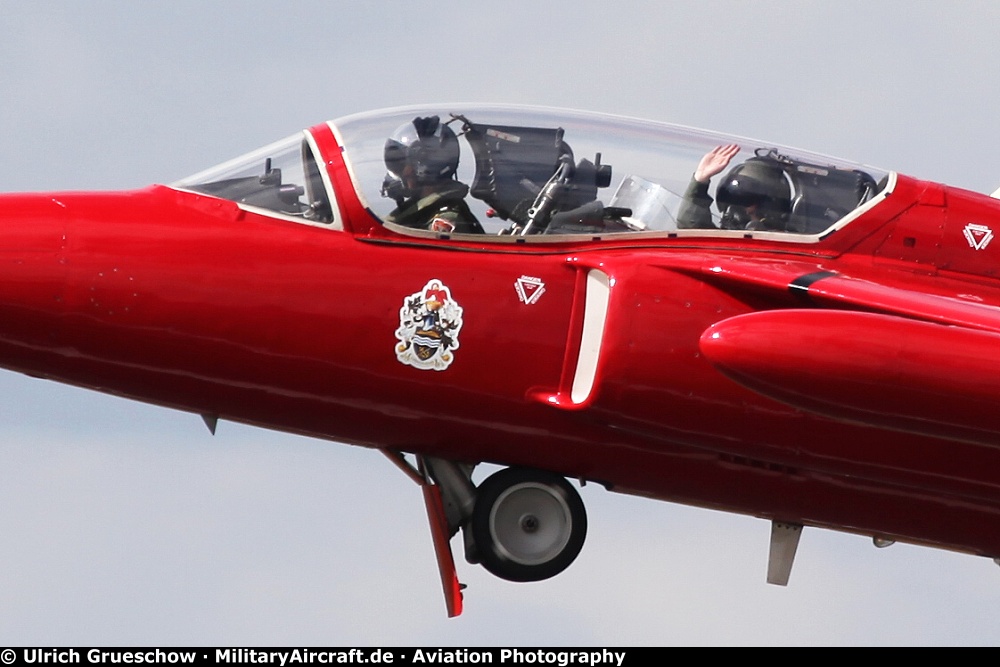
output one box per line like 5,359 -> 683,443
335,106 -> 890,242
174,105 -> 890,244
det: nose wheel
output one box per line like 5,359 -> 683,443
471,467 -> 587,582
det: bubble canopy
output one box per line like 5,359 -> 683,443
332,105 -> 890,241
173,105 -> 889,242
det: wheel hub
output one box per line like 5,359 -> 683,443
490,482 -> 573,566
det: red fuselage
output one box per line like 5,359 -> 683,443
1,111 -> 999,565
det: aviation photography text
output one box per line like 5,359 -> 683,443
11,650 -> 629,667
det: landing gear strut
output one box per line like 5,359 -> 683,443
385,452 -> 589,614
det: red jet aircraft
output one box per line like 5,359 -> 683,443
3,105 -> 1000,616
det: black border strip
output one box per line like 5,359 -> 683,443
788,270 -> 837,303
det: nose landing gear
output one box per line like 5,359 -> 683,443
471,467 -> 587,583
385,452 -> 589,614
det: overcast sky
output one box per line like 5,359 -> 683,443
0,0 -> 998,646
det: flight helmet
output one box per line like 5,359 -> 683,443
716,159 -> 792,228
383,116 -> 460,191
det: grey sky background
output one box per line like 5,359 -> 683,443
0,0 -> 997,646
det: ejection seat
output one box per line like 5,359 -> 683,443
753,150 -> 880,234
455,115 -> 618,235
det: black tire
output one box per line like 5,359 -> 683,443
471,467 -> 587,582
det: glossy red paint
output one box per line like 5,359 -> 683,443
421,482 -> 463,618
3,107 -> 1000,612
701,309 -> 1000,441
